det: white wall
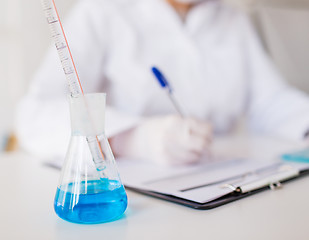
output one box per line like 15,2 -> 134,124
251,0 -> 309,92
256,6 -> 309,92
0,0 -> 24,134
227,0 -> 309,92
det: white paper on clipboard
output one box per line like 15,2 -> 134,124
117,158 -> 309,204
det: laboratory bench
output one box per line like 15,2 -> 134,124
1,135 -> 309,240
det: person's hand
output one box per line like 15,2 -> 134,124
110,115 -> 213,166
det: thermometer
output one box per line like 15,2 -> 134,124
41,0 -> 108,176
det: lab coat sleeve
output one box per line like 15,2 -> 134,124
241,16 -> 309,140
15,0 -> 141,159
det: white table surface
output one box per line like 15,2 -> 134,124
1,135 -> 309,240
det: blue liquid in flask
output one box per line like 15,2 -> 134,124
54,180 -> 127,224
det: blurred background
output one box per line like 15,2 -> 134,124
0,0 -> 309,151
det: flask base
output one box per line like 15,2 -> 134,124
54,180 -> 128,224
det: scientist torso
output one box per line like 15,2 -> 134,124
91,0 -> 248,132
38,0 -> 253,132
18,0 -> 309,157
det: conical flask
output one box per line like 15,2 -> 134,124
54,93 -> 128,224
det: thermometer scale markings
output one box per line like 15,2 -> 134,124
41,0 -> 108,176
42,0 -> 83,95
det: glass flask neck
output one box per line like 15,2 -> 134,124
69,93 -> 106,136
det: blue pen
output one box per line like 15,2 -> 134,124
151,66 -> 185,117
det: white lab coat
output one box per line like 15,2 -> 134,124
16,0 -> 309,159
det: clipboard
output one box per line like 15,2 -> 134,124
117,159 -> 309,210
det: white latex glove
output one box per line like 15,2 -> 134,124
110,115 -> 212,166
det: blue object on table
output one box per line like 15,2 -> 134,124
281,148 -> 309,163
54,180 -> 127,224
